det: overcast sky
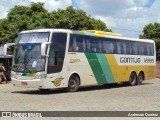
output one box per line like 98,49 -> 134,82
0,0 -> 159,38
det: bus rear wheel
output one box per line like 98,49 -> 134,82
137,72 -> 144,85
67,75 -> 80,92
128,72 -> 137,86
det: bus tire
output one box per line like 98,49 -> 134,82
67,75 -> 80,92
128,72 -> 137,86
137,72 -> 144,85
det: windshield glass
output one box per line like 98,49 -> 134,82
12,44 -> 45,72
18,32 -> 50,43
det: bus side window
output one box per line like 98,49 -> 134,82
148,43 -> 154,56
126,42 -> 130,55
122,42 -> 127,54
139,43 -> 144,55
130,42 -> 135,55
108,41 -> 114,54
73,37 -> 77,51
73,36 -> 84,52
99,39 -> 102,53
68,47 -> 73,52
102,40 -> 114,54
133,42 -> 139,55
144,43 -> 148,55
117,41 -> 121,54
151,44 -> 154,56
69,34 -> 88,52
86,39 -> 90,52
83,38 -> 86,52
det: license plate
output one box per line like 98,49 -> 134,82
21,82 -> 28,86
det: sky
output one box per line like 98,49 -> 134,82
0,0 -> 159,38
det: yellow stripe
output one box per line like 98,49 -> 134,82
30,73 -> 36,77
106,54 -> 156,83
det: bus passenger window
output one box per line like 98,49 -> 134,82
148,43 -> 154,56
103,41 -> 114,54
86,39 -> 90,52
75,46 -> 79,51
133,42 -> 139,55
68,47 -> 73,52
117,41 -> 121,54
122,42 -> 127,54
73,37 -> 83,52
126,42 -> 131,54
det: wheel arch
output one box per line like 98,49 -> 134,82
130,71 -> 138,78
68,72 -> 81,85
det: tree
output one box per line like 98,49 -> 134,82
140,22 -> 160,60
0,3 -> 111,44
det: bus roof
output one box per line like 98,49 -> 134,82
20,29 -> 154,44
72,30 -> 154,43
20,29 -> 70,33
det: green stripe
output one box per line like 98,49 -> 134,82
85,53 -> 116,84
22,73 -> 30,76
96,54 -> 115,83
85,53 -> 107,84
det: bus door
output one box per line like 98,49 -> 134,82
47,33 -> 67,88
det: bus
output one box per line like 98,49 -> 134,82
6,29 -> 156,92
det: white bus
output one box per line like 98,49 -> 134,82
7,29 -> 156,92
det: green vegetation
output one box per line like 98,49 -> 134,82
0,2 -> 111,44
140,22 -> 160,60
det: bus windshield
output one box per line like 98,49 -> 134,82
17,32 -> 50,43
12,44 -> 45,72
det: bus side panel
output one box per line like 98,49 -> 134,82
67,53 -> 98,86
145,66 -> 156,80
85,53 -> 116,85
67,53 -> 118,86
105,54 -> 124,83
66,53 -> 156,87
106,54 -> 156,82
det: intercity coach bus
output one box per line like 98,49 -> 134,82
6,29 -> 156,92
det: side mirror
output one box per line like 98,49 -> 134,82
4,43 -> 15,57
41,42 -> 51,56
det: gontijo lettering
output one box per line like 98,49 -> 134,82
120,57 -> 141,63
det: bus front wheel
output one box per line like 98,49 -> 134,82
67,75 -> 80,92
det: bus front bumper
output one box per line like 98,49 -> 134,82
12,78 -> 47,89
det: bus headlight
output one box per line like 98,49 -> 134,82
34,74 -> 46,79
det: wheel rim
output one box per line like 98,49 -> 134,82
130,73 -> 136,85
69,79 -> 76,90
139,76 -> 143,82
138,74 -> 143,84
67,75 -> 80,92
